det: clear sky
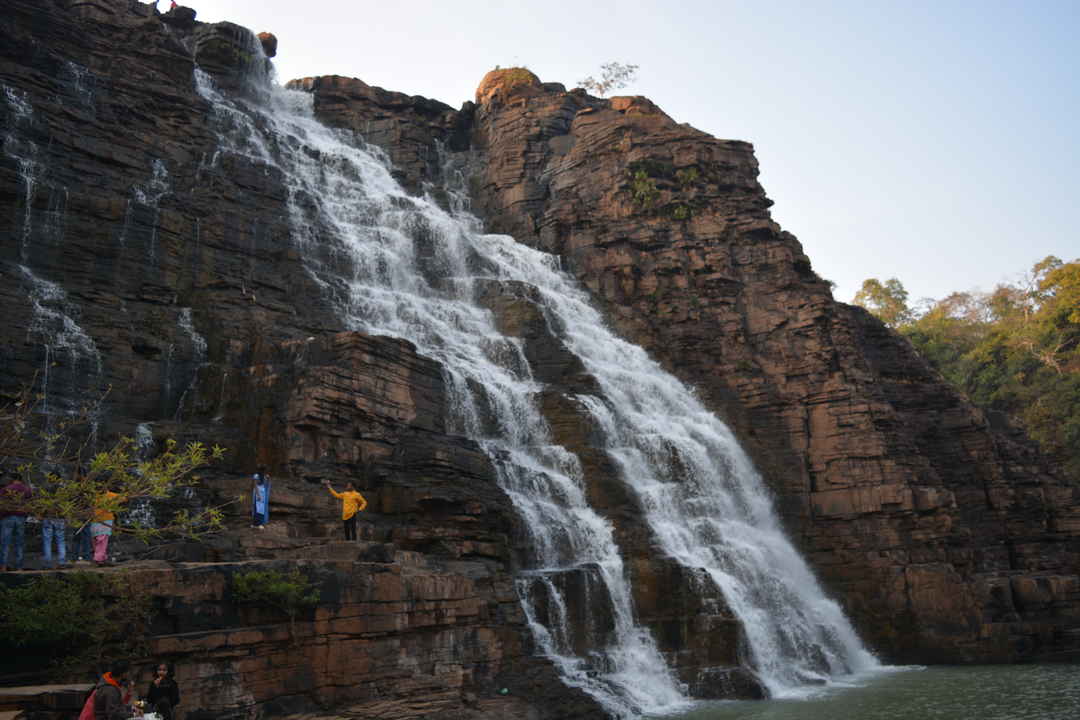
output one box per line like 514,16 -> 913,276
193,0 -> 1079,305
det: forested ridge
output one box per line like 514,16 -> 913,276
854,256 -> 1080,482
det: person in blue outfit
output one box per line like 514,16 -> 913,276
41,513 -> 67,569
250,467 -> 271,529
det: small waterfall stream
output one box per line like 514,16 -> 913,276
4,82 -> 104,454
193,46 -> 877,715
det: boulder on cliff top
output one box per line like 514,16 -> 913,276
258,31 -> 278,58
476,67 -> 542,104
161,4 -> 196,27
609,95 -> 671,119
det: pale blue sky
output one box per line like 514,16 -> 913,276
196,0 -> 1079,305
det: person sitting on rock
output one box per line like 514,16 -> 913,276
250,467 -> 271,529
92,659 -> 135,720
145,661 -> 180,719
323,479 -> 367,541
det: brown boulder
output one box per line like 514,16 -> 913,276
257,31 -> 278,58
475,67 -> 542,105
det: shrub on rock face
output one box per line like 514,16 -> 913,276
0,572 -> 151,677
232,568 -> 320,638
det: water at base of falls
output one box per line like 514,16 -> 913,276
194,42 -> 877,716
650,664 -> 1080,720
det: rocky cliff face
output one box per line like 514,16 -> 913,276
2,1 -> 1079,718
0,3 -> 600,719
298,66 -> 1080,663
452,69 -> 1080,663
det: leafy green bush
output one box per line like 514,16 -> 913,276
232,568 -> 320,637
675,167 -> 699,188
0,572 -> 150,675
629,169 -> 659,209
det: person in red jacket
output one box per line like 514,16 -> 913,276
89,660 -> 135,720
0,472 -> 33,571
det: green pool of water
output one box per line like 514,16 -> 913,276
650,665 -> 1080,720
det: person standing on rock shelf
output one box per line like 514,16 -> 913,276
323,479 -> 367,541
0,472 -> 34,572
251,467 -> 271,530
91,485 -> 122,567
41,508 -> 68,570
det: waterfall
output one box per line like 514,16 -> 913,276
118,157 -> 171,262
173,307 -> 209,421
19,264 -> 105,453
5,84 -> 104,453
3,85 -> 41,264
123,423 -> 158,530
193,47 -> 876,715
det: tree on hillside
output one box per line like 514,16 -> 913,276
578,62 -> 639,96
852,277 -> 913,328
892,255 -> 1080,481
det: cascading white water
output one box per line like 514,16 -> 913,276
195,67 -> 685,718
194,43 -> 877,715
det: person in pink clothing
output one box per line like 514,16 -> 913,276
91,489 -> 121,566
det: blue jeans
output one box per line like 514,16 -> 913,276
0,515 -> 27,570
42,518 -> 67,568
73,524 -> 93,559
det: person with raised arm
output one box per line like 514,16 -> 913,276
322,479 -> 367,541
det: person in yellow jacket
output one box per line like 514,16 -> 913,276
322,480 -> 367,541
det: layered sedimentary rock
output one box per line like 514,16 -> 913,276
298,65 -> 1080,663
3,2 -> 1080,718
451,69 -> 1080,662
0,3 -> 600,718
146,331 -> 603,720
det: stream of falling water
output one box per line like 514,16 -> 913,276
194,46 -> 877,715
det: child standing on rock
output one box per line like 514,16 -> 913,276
323,480 -> 367,541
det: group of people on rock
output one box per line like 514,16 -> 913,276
82,659 -> 181,720
0,470 -> 120,571
250,466 -> 369,540
1,461 -> 370,571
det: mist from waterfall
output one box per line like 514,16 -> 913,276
194,46 -> 877,715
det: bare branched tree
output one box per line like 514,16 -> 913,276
578,62 -> 639,97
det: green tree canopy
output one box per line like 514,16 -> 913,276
853,277 -> 913,328
884,256 -> 1080,481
